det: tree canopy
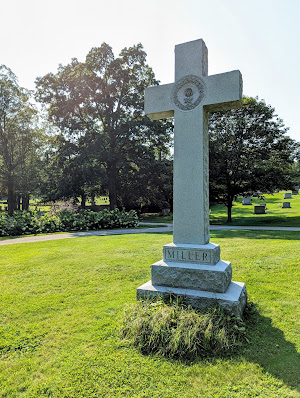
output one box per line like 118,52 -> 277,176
0,65 -> 42,215
35,43 -> 173,209
209,96 -> 299,222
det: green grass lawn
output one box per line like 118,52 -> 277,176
210,191 -> 300,227
141,191 -> 300,227
0,231 -> 299,397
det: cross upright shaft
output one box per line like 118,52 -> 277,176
145,39 -> 242,245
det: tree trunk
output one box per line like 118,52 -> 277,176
7,177 -> 15,216
226,171 -> 233,223
81,192 -> 86,209
226,195 -> 233,222
22,194 -> 30,211
107,162 -> 117,210
227,200 -> 232,223
16,193 -> 21,210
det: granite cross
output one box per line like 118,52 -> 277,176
145,39 -> 242,245
138,39 -> 247,317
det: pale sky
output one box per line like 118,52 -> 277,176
1,0 -> 300,141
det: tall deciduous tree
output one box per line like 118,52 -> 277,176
209,97 -> 299,222
39,134 -> 105,206
35,43 -> 172,209
0,65 -> 41,215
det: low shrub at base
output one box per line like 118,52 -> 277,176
0,208 -> 139,236
121,298 -> 248,361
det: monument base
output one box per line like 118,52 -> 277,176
137,280 -> 247,318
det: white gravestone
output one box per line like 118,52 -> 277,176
242,196 -> 252,205
137,39 -> 247,316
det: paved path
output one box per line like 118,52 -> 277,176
1,222 -> 300,246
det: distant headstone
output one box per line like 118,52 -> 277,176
282,202 -> 291,208
161,208 -> 170,216
295,186 -> 300,191
260,203 -> 267,209
242,196 -> 252,205
292,190 -> 298,195
284,193 -> 292,199
137,38 -> 247,317
254,205 -> 266,214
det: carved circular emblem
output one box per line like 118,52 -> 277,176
172,75 -> 206,111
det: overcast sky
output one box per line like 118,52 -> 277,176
1,0 -> 300,141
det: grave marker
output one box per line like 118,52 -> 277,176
242,196 -> 252,205
137,39 -> 247,316
254,205 -> 266,214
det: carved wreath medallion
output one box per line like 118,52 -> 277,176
171,75 -> 206,111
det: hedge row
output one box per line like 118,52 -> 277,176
0,209 -> 139,237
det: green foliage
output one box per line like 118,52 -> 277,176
0,65 -> 43,215
121,298 -> 247,360
0,327 -> 46,355
36,43 -> 173,209
209,97 -> 300,222
0,208 -> 138,236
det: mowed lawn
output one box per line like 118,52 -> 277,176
0,231 -> 299,397
210,191 -> 300,227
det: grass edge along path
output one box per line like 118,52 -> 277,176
0,230 -> 299,397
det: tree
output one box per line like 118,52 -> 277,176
117,148 -> 173,212
35,43 -> 173,209
0,65 -> 41,215
39,134 -> 106,207
209,97 -> 299,222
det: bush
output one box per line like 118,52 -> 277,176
120,298 -> 247,360
0,211 -> 39,236
38,214 -> 60,233
0,208 -> 139,237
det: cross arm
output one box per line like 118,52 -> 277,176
144,83 -> 174,120
203,70 -> 243,112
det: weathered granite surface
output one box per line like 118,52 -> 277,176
138,38 -> 247,316
137,281 -> 247,318
151,259 -> 232,293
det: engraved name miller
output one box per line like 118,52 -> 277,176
164,248 -> 211,264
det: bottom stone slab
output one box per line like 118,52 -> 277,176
137,280 -> 247,317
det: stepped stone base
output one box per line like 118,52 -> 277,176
137,281 -> 247,317
151,260 -> 232,293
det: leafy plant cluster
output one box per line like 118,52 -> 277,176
0,329 -> 46,356
121,298 -> 247,361
0,208 -> 138,236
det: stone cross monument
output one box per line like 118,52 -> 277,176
137,39 -> 247,316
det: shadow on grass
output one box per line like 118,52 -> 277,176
210,215 -> 300,227
210,230 -> 300,240
184,303 -> 300,392
240,303 -> 300,392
